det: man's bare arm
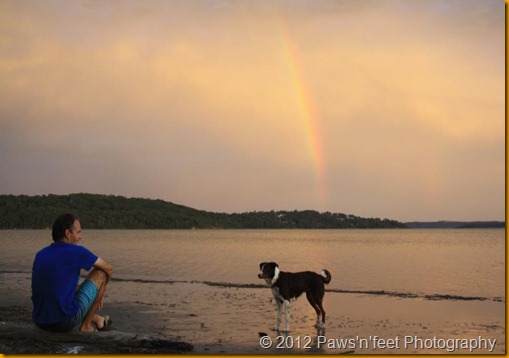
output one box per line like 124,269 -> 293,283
93,257 -> 113,281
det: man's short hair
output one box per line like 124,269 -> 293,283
52,213 -> 80,242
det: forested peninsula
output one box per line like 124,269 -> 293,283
0,193 -> 406,229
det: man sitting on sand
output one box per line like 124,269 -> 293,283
31,213 -> 113,332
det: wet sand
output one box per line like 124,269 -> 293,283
0,272 -> 505,354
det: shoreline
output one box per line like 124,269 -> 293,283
2,269 -> 503,303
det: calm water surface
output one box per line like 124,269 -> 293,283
0,229 -> 504,300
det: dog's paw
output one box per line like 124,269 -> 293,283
271,325 -> 279,331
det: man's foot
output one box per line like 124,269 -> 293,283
94,315 -> 112,331
79,323 -> 98,332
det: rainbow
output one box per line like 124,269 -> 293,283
276,16 -> 327,205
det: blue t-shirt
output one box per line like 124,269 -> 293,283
31,242 -> 98,325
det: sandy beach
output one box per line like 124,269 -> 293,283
0,271 -> 505,354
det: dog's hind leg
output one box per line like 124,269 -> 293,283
315,283 -> 327,330
306,292 -> 322,328
316,299 -> 326,329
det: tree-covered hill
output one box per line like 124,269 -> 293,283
0,193 -> 406,229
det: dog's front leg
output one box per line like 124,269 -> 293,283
282,300 -> 290,332
272,299 -> 282,331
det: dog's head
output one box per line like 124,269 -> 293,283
258,262 -> 279,280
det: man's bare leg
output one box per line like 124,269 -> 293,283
79,269 -> 109,332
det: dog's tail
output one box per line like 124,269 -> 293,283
320,269 -> 332,284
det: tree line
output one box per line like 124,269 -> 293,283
0,193 -> 407,229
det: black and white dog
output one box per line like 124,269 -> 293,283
258,262 -> 332,332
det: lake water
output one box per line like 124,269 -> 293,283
1,228 -> 505,300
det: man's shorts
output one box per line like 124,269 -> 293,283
38,280 -> 99,332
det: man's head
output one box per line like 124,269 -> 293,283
52,213 -> 82,244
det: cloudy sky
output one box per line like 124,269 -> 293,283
0,0 -> 504,222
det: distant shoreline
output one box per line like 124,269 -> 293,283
0,225 -> 505,231
405,221 -> 505,229
0,193 -> 503,230
0,193 -> 406,230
